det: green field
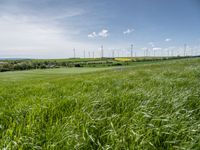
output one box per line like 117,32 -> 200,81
0,58 -> 200,149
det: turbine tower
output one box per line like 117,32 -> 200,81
84,50 -> 86,58
131,44 -> 133,57
184,44 -> 187,57
101,45 -> 104,58
73,48 -> 76,58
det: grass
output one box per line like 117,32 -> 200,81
0,67 -> 111,82
0,58 -> 200,149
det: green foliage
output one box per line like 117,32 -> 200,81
0,58 -> 200,149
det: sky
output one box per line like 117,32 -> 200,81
0,0 -> 200,58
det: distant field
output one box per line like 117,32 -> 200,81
1,56 -> 197,73
0,58 -> 200,149
0,67 -> 111,81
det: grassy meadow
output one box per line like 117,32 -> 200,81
0,58 -> 200,149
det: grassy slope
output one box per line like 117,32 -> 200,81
0,58 -> 200,149
0,67 -> 111,81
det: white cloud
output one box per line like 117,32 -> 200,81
88,29 -> 109,38
0,14 -> 63,49
0,13 -> 98,58
165,38 -> 171,42
88,32 -> 97,38
148,42 -> 154,47
123,28 -> 134,34
98,29 -> 109,37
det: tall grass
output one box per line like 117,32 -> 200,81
0,58 -> 200,149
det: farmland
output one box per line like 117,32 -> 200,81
0,56 -> 190,72
0,58 -> 200,149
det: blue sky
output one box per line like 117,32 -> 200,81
0,0 -> 200,58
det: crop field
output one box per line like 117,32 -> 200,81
0,58 -> 200,149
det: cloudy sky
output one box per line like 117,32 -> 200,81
0,0 -> 200,58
